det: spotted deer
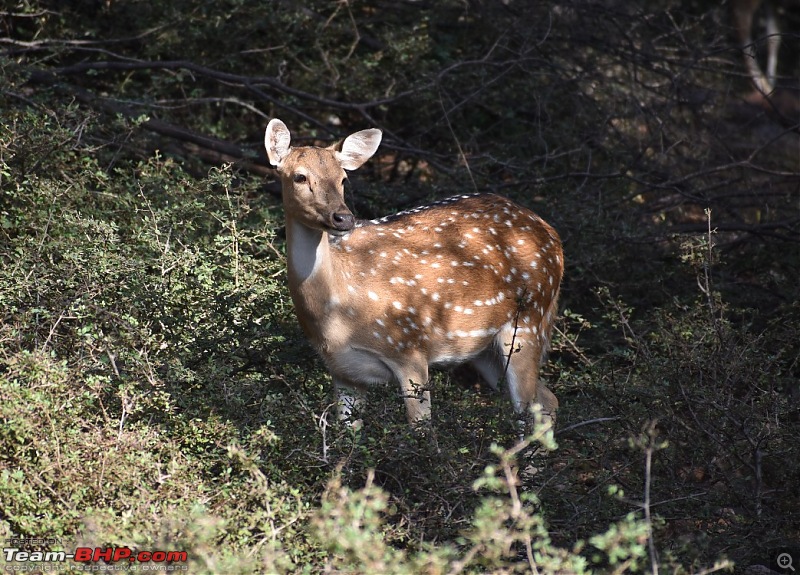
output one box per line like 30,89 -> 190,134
732,0 -> 781,94
265,118 -> 563,429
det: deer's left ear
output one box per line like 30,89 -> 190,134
336,129 -> 382,171
265,119 -> 292,168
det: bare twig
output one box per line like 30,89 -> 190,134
555,416 -> 620,436
643,424 -> 659,575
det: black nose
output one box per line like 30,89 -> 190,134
331,211 -> 355,231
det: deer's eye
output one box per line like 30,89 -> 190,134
293,173 -> 307,184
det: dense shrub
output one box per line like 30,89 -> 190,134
2,0 -> 798,572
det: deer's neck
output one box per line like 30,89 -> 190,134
286,219 -> 330,283
285,219 -> 341,337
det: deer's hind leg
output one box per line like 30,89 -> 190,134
495,322 -> 558,430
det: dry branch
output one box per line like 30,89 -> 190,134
14,52 -> 459,181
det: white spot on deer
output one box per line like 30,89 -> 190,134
393,301 -> 403,310
368,291 -> 379,301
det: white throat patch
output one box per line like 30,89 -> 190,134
287,220 -> 325,282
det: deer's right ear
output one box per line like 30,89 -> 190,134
337,128 -> 382,171
265,119 -> 292,168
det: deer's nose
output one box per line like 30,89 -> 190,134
331,211 -> 355,231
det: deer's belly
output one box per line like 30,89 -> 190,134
322,346 -> 396,386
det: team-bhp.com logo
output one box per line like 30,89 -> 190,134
3,543 -> 188,571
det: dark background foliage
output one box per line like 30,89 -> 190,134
1,0 -> 798,573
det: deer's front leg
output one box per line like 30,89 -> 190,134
396,364 -> 431,424
334,377 -> 366,428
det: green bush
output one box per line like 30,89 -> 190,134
2,1 -> 798,572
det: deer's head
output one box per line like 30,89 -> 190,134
265,119 -> 382,235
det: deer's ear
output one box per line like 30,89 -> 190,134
336,129 -> 382,171
265,119 -> 292,168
